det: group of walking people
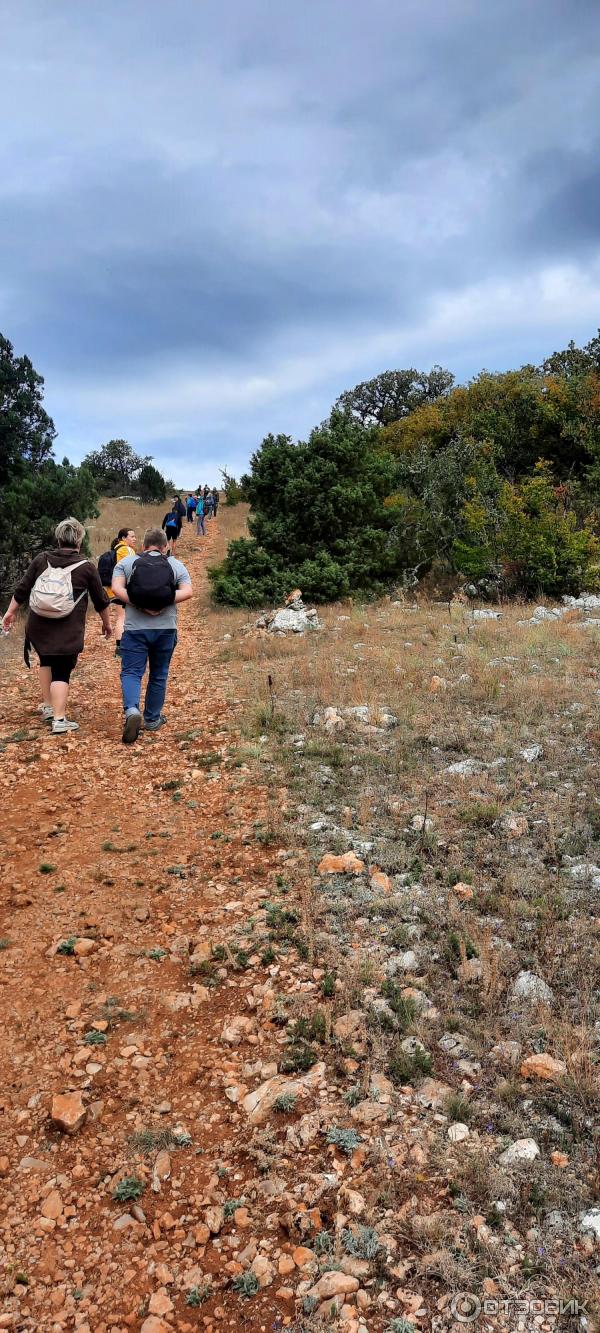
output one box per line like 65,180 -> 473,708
161,487 -> 219,552
0,493 -> 204,743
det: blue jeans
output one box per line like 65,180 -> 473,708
120,629 -> 177,723
196,513 -> 205,535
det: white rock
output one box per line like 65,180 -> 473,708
448,1122 -> 470,1142
511,971 -> 553,1005
580,1208 -> 600,1239
499,1138 -> 540,1165
386,950 -> 418,975
472,609 -> 501,620
520,745 -> 543,762
445,758 -> 485,776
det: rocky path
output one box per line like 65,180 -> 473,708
0,525 -> 298,1332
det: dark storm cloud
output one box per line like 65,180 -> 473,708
0,0 -> 599,480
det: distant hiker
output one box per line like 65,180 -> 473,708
98,527 -> 137,657
196,493 -> 206,536
205,492 -> 215,519
203,484 -> 210,501
111,526 -> 192,745
1,517 -> 112,735
186,493 -> 197,523
212,487 -> 219,516
174,495 -> 186,529
162,504 -> 181,554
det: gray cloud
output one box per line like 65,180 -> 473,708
1,0 -> 599,481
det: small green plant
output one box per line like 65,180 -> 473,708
280,1043 -> 317,1074
160,779 -> 182,791
343,1085 -> 362,1108
381,980 -> 416,1032
325,1125 -> 363,1155
39,862 -> 57,874
0,938 -> 11,950
83,1029 -> 107,1046
232,1271 -> 259,1297
445,1093 -> 471,1122
56,936 -> 77,955
385,1320 -> 417,1333
314,1229 -> 333,1255
186,1282 -> 211,1307
445,930 -> 478,961
341,1225 -> 381,1259
224,1197 -> 245,1219
147,947 -> 168,961
112,1175 -> 145,1202
459,800 -> 501,828
272,1092 -> 297,1113
128,1126 -> 192,1155
261,945 -> 276,965
321,970 -> 336,997
387,1041 -> 432,1085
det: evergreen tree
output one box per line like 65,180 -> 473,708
0,335 -> 98,592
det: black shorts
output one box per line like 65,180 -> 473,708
38,653 -> 78,683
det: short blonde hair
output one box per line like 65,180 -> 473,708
55,517 -> 86,548
143,527 -> 168,549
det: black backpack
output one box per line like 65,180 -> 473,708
126,553 -> 176,611
98,549 -> 117,586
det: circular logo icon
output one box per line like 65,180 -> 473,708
450,1293 -> 481,1323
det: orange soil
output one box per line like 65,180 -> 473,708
0,524 -> 291,1331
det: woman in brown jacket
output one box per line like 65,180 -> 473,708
2,517 -> 112,735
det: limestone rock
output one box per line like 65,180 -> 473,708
318,851 -> 365,875
308,1272 -> 360,1300
41,1189 -> 63,1220
333,1011 -> 364,1041
451,882 -> 474,900
499,1138 -> 540,1165
242,1062 -> 325,1125
489,1040 -> 521,1068
580,1208 -> 600,1239
73,937 -> 97,957
51,1091 -> 87,1134
448,1122 -> 470,1142
511,971 -> 553,1005
221,1014 -> 256,1045
520,1053 -> 566,1082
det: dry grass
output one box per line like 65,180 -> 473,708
86,498 -> 169,557
210,582 -> 600,1303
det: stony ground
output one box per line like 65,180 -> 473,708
1,524 -> 600,1333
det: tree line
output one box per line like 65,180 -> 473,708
0,334 -> 174,592
210,332 -> 600,604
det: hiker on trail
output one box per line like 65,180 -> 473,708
205,491 -> 214,519
162,502 -> 181,554
212,487 -> 219,516
111,526 -> 192,745
174,494 -> 186,528
98,527 -> 137,658
203,484 -> 210,501
196,493 -> 206,536
1,517 -> 112,735
186,493 -> 197,523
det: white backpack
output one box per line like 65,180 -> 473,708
29,557 -> 89,619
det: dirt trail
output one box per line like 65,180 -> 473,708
0,524 -> 287,1331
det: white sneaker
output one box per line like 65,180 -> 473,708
51,718 -> 79,735
38,704 -> 54,721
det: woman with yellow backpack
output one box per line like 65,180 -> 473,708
98,527 -> 137,656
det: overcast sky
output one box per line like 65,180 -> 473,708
1,0 -> 599,484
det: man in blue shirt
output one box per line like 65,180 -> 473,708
112,526 -> 193,744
